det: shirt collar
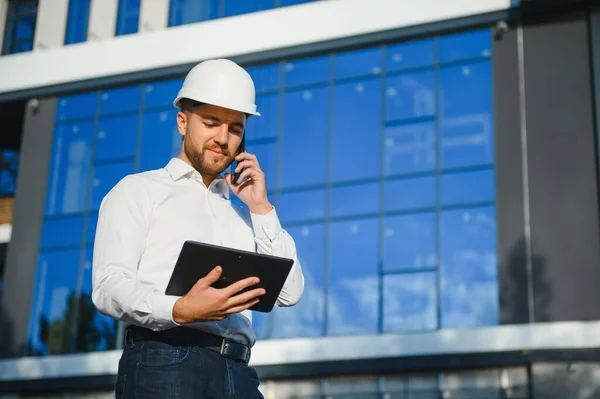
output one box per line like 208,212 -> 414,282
164,158 -> 230,200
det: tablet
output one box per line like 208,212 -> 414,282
165,240 -> 294,313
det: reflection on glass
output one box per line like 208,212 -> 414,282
281,87 -> 328,188
386,39 -> 436,72
40,215 -> 85,249
328,218 -> 379,335
384,213 -> 437,271
246,93 -> 278,140
86,212 -> 99,245
284,55 -> 329,87
384,121 -> 436,176
168,0 -> 219,26
334,47 -> 382,80
439,61 -> 493,169
144,78 -> 184,109
386,70 -> 435,122
440,169 -> 495,206
99,86 -> 141,115
440,206 -> 498,328
278,189 -> 326,224
95,114 -> 138,161
272,224 -> 325,338
330,182 -> 379,218
383,272 -> 437,332
28,249 -> 81,355
0,150 -> 19,196
64,0 -> 91,45
332,78 -> 381,182
91,161 -> 135,210
139,109 -> 180,172
116,0 -> 141,36
384,175 -> 435,212
45,122 -> 94,215
225,0 -> 275,17
56,93 -> 98,122
438,29 -> 492,63
247,63 -> 280,92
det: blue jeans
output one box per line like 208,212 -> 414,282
115,338 -> 264,398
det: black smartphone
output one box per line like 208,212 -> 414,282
231,136 -> 245,185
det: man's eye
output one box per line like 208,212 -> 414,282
204,123 -> 216,128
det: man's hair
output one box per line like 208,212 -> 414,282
178,98 -> 203,113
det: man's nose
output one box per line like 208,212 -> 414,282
213,125 -> 229,145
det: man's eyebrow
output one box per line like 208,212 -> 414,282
202,115 -> 244,129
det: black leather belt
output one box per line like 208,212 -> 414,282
125,325 -> 251,363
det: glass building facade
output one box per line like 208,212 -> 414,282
26,28 -> 497,355
1,0 -> 37,55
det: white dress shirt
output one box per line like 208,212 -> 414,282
91,157 -> 304,347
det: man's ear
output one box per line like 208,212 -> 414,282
176,111 -> 187,137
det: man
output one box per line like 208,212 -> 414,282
91,59 -> 304,398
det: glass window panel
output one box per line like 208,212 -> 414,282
330,182 -> 379,218
86,211 -> 98,245
224,0 -> 275,17
384,121 -> 436,176
28,249 -> 81,355
45,122 -> 94,215
65,0 -> 91,45
440,169 -> 495,206
57,93 -> 98,121
116,0 -> 140,36
12,39 -> 33,53
277,189 -> 326,224
281,86 -> 328,189
139,109 -> 180,172
15,16 -> 35,40
272,223 -> 325,338
0,150 -> 19,196
168,0 -> 219,26
440,206 -> 499,329
386,38 -> 436,72
384,176 -> 435,212
91,161 -> 135,210
332,78 -> 381,182
280,0 -> 315,5
40,215 -> 85,249
439,61 -> 493,169
383,272 -> 437,332
248,64 -> 280,92
439,29 -> 492,64
76,248 -> 117,351
250,310 -> 269,340
334,47 -> 382,80
246,93 -> 278,140
384,213 -> 437,271
328,218 -> 379,335
326,376 -> 379,394
284,55 -> 329,87
95,114 -> 138,161
144,78 -> 184,109
99,86 -> 141,115
386,69 -> 435,122
245,142 -> 276,190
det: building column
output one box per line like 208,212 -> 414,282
33,0 -> 69,50
139,0 -> 170,32
88,0 -> 119,41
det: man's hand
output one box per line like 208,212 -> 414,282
172,266 -> 265,324
225,152 -> 273,215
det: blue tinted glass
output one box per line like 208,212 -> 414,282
99,86 -> 141,115
12,39 -> 33,53
328,218 -> 379,335
168,0 -> 219,26
384,213 -> 437,271
95,114 -> 138,161
57,93 -> 98,121
248,64 -> 280,92
280,0 -> 314,5
225,0 -> 275,17
439,61 -> 493,169
28,249 -> 81,355
78,248 -> 117,350
144,78 -> 184,108
40,215 -> 85,249
334,47 -> 382,80
116,0 -> 140,36
246,93 -> 278,140
65,0 -> 91,44
277,189 -> 326,224
439,29 -> 491,63
15,16 -> 35,40
272,223 -> 325,338
0,150 -> 19,195
45,122 -> 94,215
139,109 -> 180,172
383,272 -> 437,332
383,121 -> 436,176
386,38 -> 436,72
86,212 -> 98,245
246,142 -> 276,190
91,161 -> 135,210
384,176 -> 435,212
386,69 -> 435,122
330,182 -> 379,218
284,56 -> 329,87
281,87 -> 328,189
440,206 -> 498,328
440,169 -> 495,206
332,78 -> 380,182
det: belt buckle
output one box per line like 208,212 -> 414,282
220,338 -> 249,363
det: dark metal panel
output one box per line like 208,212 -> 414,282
0,98 -> 55,358
493,29 -> 531,324
523,18 -> 600,322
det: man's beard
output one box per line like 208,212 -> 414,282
183,133 -> 233,176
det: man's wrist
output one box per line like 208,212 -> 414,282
172,297 -> 188,324
248,202 -> 273,215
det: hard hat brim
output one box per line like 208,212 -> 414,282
173,90 -> 261,117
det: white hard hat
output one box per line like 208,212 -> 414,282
173,59 -> 260,116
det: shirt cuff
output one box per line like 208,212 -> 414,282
250,206 -> 282,242
151,294 -> 182,329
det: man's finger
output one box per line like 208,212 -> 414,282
224,287 -> 266,308
224,299 -> 261,315
200,266 -> 222,286
223,276 -> 260,297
